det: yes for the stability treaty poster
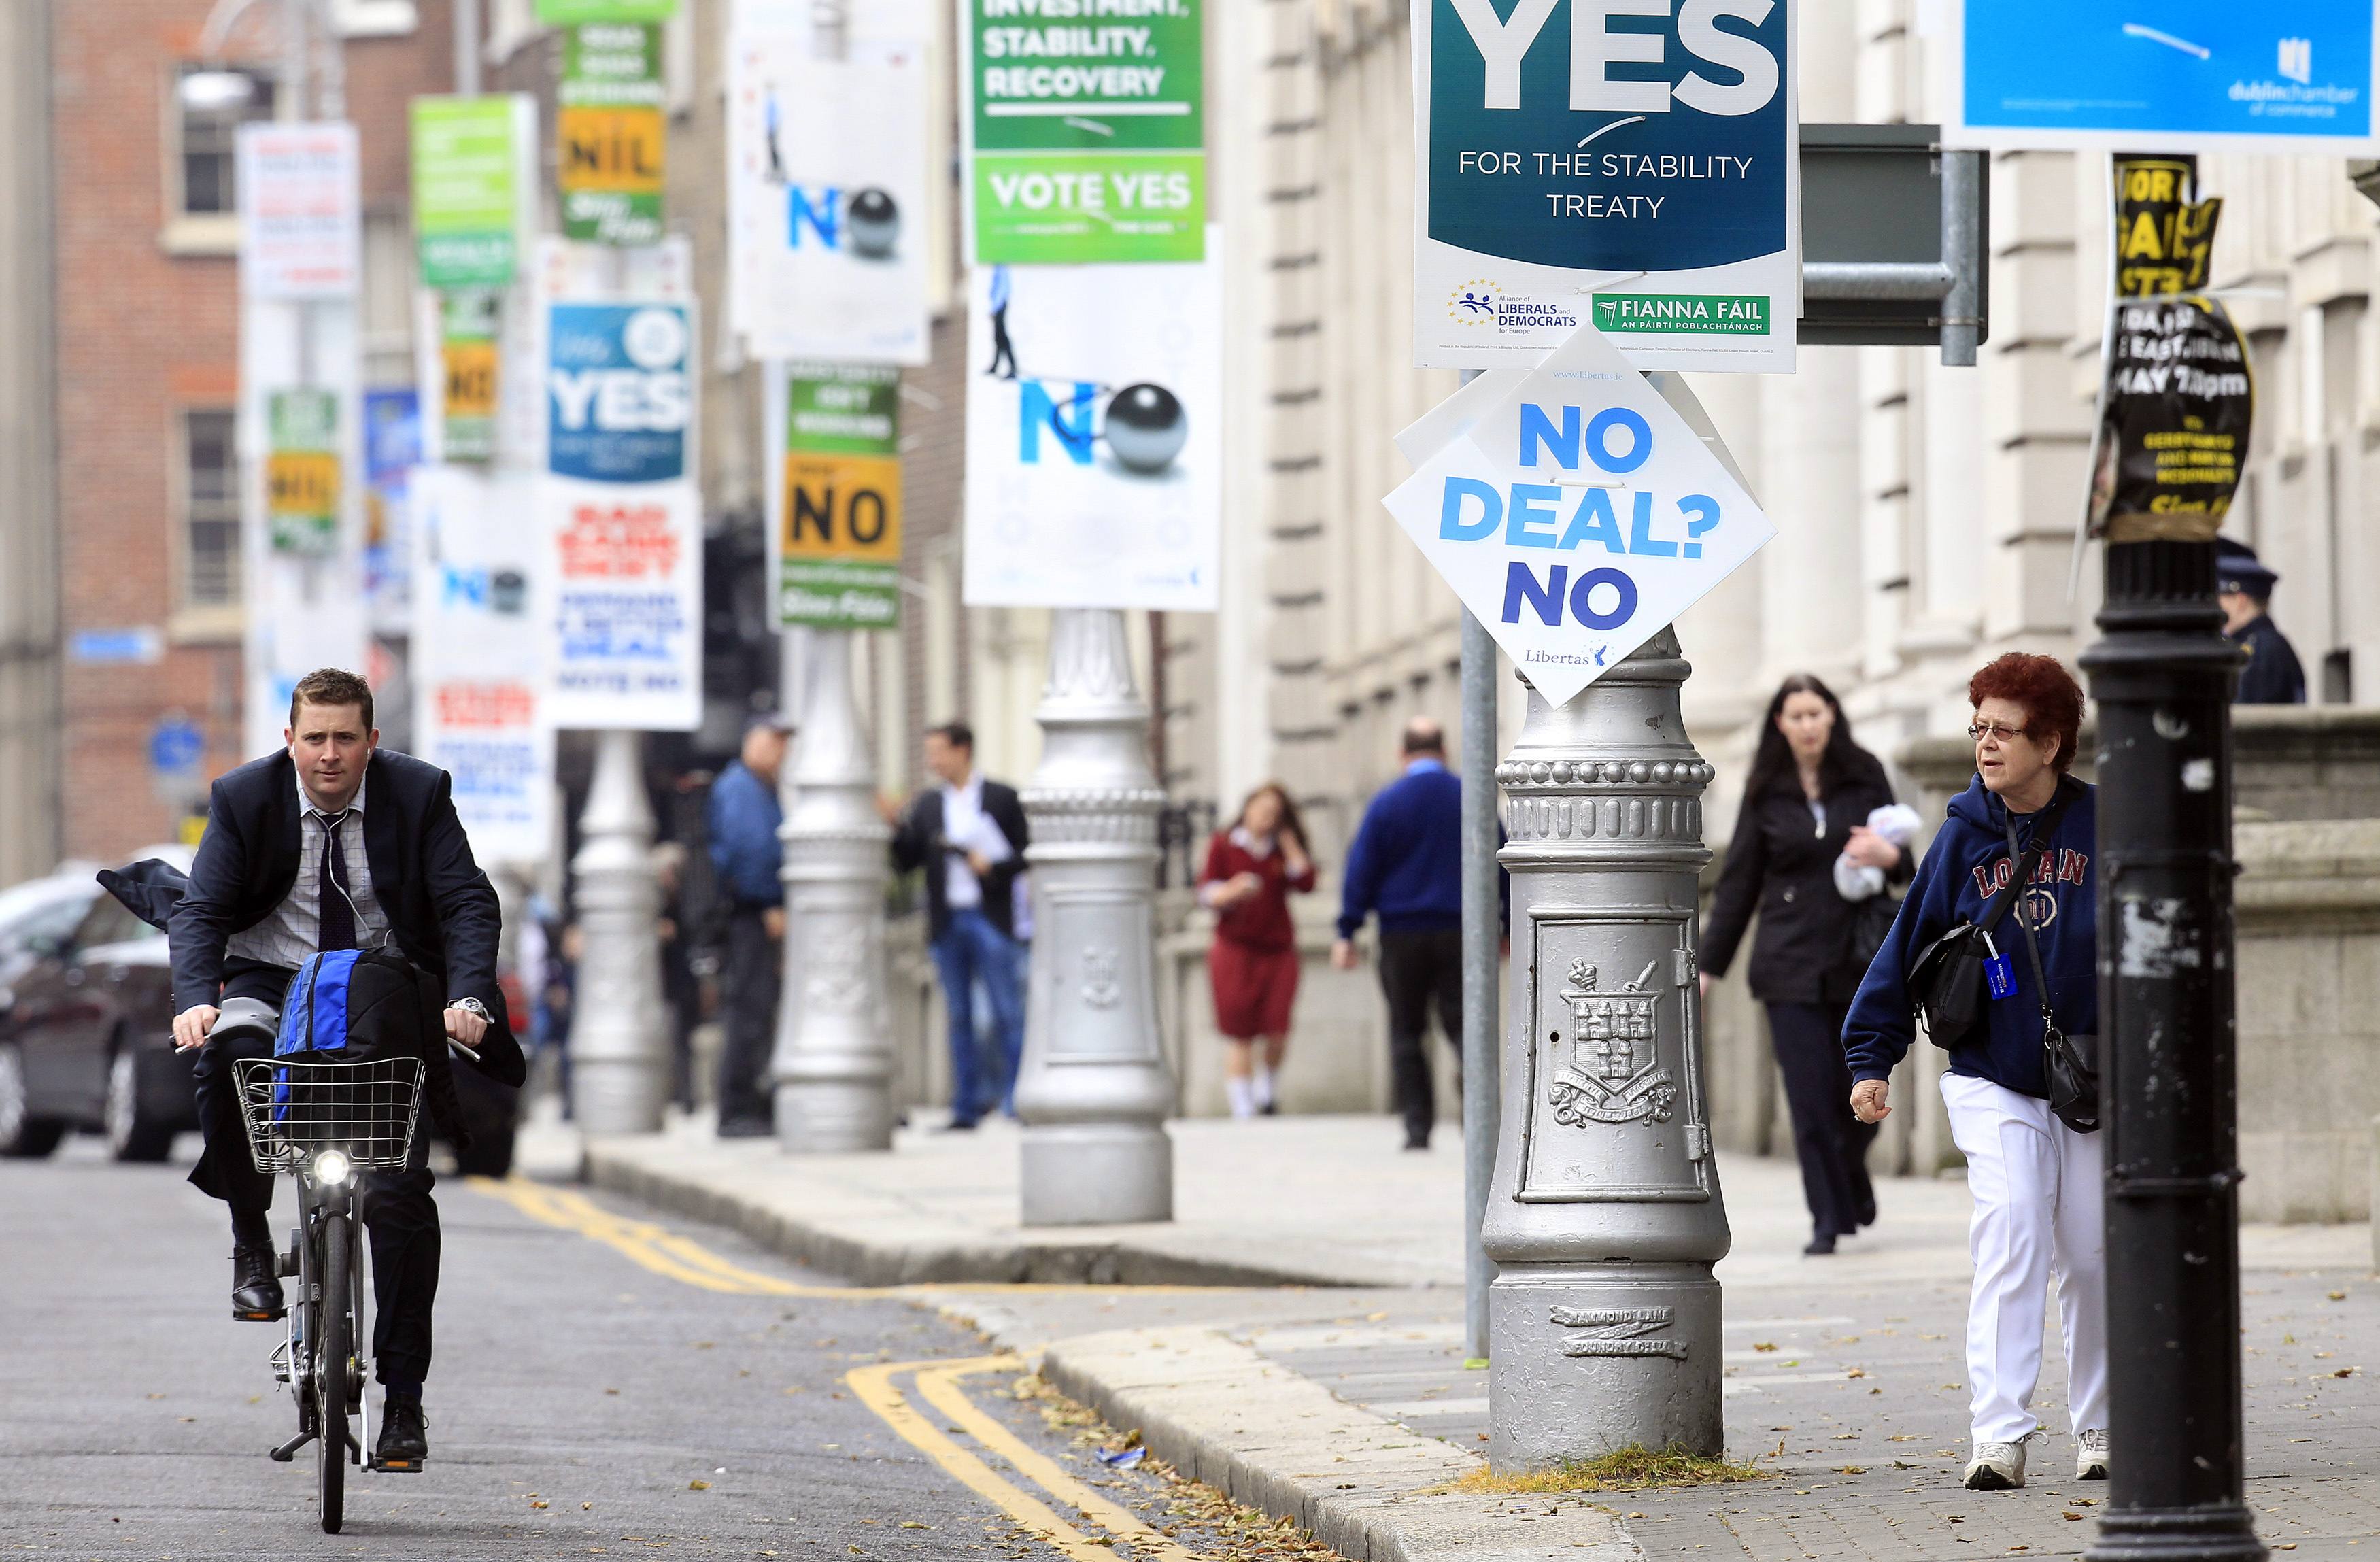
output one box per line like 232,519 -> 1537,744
1413,0 -> 1799,372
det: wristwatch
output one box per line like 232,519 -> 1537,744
446,996 -> 492,1022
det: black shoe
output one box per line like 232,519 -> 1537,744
1803,1234 -> 1839,1256
375,1396 -> 428,1470
1403,1134 -> 1429,1152
717,1117 -> 775,1139
936,1116 -> 980,1134
1260,1100 -> 1279,1116
232,1246 -> 286,1321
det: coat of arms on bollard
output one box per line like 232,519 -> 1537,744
1549,959 -> 1678,1126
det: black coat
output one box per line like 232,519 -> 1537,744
2226,613 -> 2307,705
1701,760 -> 1911,1006
165,748 -> 524,1087
889,780 -> 1030,941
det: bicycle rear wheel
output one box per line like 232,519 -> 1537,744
316,1214 -> 350,1535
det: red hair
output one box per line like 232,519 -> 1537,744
1968,653 -> 2085,774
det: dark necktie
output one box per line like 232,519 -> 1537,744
318,812 -> 357,953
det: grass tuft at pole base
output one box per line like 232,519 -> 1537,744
1443,1443 -> 1775,1496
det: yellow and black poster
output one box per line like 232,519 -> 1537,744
775,364 -> 902,629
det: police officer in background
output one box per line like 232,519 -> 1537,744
2217,538 -> 2307,705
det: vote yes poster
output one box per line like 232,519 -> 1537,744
962,256 -> 1219,609
1382,321 -> 1775,705
1411,0 -> 1798,371
728,25 -> 932,364
411,465 -> 555,864
769,363 -> 903,629
959,0 -> 1204,262
541,292 -> 701,729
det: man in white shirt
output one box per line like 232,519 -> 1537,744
883,722 -> 1030,1129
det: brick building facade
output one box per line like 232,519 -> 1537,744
46,0 -> 453,863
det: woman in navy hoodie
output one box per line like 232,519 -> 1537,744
1842,653 -> 2105,1495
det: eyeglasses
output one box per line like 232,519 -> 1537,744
1967,721 -> 2029,743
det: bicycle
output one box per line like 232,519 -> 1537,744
218,996 -> 428,1535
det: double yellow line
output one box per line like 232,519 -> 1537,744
848,1357 -> 1204,1562
470,1178 -> 1212,1559
476,1178 -> 891,1297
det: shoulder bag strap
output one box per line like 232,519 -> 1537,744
2001,816 -> 2064,1038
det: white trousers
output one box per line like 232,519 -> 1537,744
1942,1072 -> 2109,1443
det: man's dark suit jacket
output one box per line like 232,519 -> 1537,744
889,781 -> 1030,942
170,747 -> 526,1087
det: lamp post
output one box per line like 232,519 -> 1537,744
569,728 -> 670,1132
1012,608 -> 1175,1226
2081,539 -> 2260,1562
1480,627 -> 1729,1468
770,628 -> 895,1150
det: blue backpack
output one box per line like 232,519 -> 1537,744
275,948 -> 470,1151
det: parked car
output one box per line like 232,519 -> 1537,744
0,873 -> 192,1160
0,853 -> 522,1174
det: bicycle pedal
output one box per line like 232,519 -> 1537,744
370,1458 -> 425,1474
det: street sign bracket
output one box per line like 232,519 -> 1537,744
1798,124 -> 1988,365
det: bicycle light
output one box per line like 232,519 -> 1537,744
311,1149 -> 353,1187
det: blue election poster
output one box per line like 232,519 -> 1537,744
1412,0 -> 1797,373
1950,0 -> 2378,152
545,301 -> 693,483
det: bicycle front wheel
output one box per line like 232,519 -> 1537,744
316,1213 -> 350,1535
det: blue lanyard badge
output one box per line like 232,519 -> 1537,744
1981,932 -> 2016,1000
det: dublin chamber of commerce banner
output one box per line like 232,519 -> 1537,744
958,0 -> 1204,263
411,466 -> 556,863
729,7 -> 932,364
540,294 -> 702,730
962,253 -> 1219,609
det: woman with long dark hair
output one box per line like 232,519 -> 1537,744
1701,674 -> 1909,1254
1197,783 -> 1316,1118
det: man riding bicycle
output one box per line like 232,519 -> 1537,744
167,668 -> 524,1469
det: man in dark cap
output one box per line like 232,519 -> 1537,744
2217,538 -> 2307,705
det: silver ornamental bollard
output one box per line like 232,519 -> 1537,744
569,728 -> 670,1134
1482,627 -> 1731,1467
772,628 -> 895,1151
1013,608 -> 1176,1226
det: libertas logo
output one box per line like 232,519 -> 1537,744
1593,293 -> 1769,335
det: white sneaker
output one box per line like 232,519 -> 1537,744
1964,1440 -> 2028,1490
2076,1428 -> 2110,1481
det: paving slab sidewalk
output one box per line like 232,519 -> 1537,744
553,1112 -> 2380,1561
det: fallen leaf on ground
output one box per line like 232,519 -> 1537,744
688,1480 -> 711,1491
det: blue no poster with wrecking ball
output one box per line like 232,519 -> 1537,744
1382,320 -> 1774,705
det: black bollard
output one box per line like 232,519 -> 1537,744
2079,538 -> 2262,1562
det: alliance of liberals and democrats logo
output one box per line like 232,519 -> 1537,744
1448,278 -> 1502,324
1447,278 -> 1578,334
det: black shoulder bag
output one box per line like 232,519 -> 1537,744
2003,815 -> 2101,1134
1905,791 -> 2071,1051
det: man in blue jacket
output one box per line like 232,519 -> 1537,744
1332,717 -> 1501,1150
708,711 -> 793,1136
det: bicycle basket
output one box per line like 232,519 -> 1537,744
233,1055 -> 424,1175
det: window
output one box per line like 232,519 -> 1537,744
175,65 -> 276,217
184,409 -> 241,608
